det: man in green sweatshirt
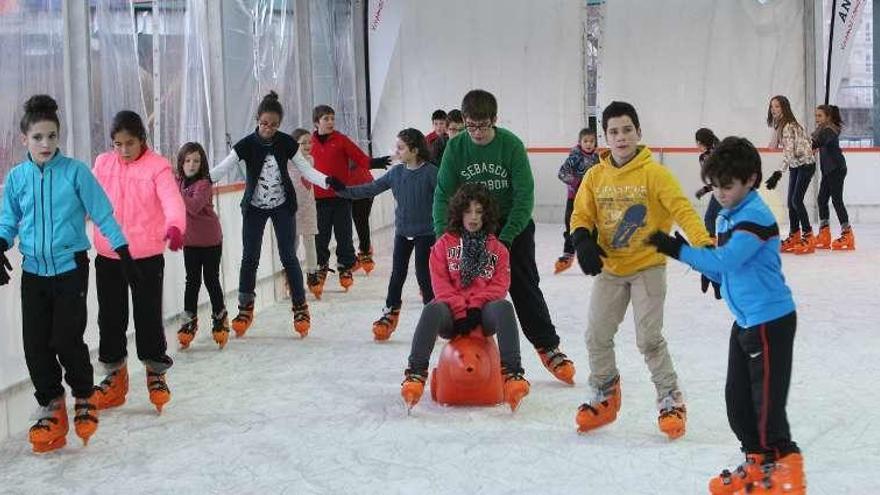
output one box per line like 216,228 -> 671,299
433,89 -> 576,384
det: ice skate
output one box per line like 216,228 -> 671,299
339,266 -> 354,291
832,227 -> 855,251
93,365 -> 128,410
792,230 -> 815,255
211,309 -> 230,349
708,453 -> 765,494
357,249 -> 375,275
814,226 -> 831,249
502,369 -> 530,412
372,306 -> 401,341
73,394 -> 99,446
292,302 -> 311,338
28,396 -> 68,453
307,271 -> 323,299
231,302 -> 254,337
747,453 -> 805,494
780,230 -> 800,253
146,369 -> 170,414
538,346 -> 575,384
177,314 -> 198,350
657,389 -> 686,439
401,369 -> 427,412
576,376 -> 621,433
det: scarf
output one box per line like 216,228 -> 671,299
459,230 -> 490,288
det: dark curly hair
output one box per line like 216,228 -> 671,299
446,183 -> 500,236
397,128 -> 430,162
176,142 -> 211,181
20,94 -> 60,134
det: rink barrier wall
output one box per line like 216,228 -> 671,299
1,146 -> 877,440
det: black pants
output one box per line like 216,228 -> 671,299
184,245 -> 225,315
21,254 -> 92,406
727,312 -> 799,457
239,202 -> 305,305
352,197 -> 373,254
509,220 -> 560,350
562,198 -> 575,254
817,167 -> 849,226
786,164 -> 815,234
704,195 -> 722,237
316,197 -> 356,269
386,234 -> 434,308
407,300 -> 522,375
96,254 -> 172,371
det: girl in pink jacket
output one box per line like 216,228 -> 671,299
400,183 -> 529,412
175,142 -> 228,351
91,111 -> 186,415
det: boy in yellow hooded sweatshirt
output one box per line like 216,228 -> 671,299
570,101 -> 711,439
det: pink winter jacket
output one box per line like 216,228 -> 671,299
92,149 -> 186,260
429,232 -> 511,320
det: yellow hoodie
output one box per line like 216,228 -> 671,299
570,146 -> 711,277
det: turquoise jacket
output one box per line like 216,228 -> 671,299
0,151 -> 127,276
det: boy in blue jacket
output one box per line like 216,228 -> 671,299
0,95 -> 135,453
647,137 -> 804,495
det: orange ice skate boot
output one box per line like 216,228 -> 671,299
231,302 -> 254,337
93,364 -> 128,410
814,225 -> 831,249
211,309 -> 230,349
73,394 -> 99,446
748,452 -> 806,494
502,369 -> 530,412
708,453 -> 765,494
372,306 -> 401,341
401,369 -> 427,411
177,314 -> 198,349
146,369 -> 170,414
28,396 -> 68,453
538,346 -> 575,384
293,302 -> 311,338
657,390 -> 687,439
576,376 -> 621,433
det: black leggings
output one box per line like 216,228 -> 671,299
786,164 -> 815,234
352,198 -> 373,254
183,245 -> 225,316
817,168 -> 849,226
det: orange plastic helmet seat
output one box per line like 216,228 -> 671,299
430,327 -> 504,406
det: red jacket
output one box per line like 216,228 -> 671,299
429,232 -> 510,319
310,131 -> 372,199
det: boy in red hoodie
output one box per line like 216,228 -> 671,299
400,184 -> 529,412
308,105 -> 389,292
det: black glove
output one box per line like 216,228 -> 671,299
370,156 -> 391,169
765,170 -> 782,190
115,245 -> 141,288
646,230 -> 689,260
571,228 -> 606,276
326,176 -> 347,191
0,239 -> 12,287
701,275 -> 722,300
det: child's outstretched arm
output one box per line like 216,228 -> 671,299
74,163 -> 127,250
652,166 -> 712,247
332,167 -> 394,200
209,150 -> 243,182
429,238 -> 467,319
290,148 -> 328,187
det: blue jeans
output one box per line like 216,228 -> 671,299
386,234 -> 435,308
239,201 -> 305,305
786,164 -> 815,234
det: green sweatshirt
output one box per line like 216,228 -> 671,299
433,127 -> 535,243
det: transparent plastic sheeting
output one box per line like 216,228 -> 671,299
0,1 -> 66,184
221,0 -> 299,181
90,0 -> 148,158
155,0 -> 213,163
367,0 -> 585,156
309,0 -> 362,147
598,0 -> 806,147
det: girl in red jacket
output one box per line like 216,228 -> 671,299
400,183 -> 529,411
175,142 -> 229,350
91,110 -> 187,415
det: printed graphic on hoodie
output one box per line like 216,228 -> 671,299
595,184 -> 648,249
459,161 -> 509,192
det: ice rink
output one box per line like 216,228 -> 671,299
0,223 -> 877,494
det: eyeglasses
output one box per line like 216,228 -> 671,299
464,121 -> 493,132
258,120 -> 280,129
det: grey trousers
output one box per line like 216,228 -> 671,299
585,265 -> 680,398
407,299 -> 522,375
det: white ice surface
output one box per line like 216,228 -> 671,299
0,224 -> 878,495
